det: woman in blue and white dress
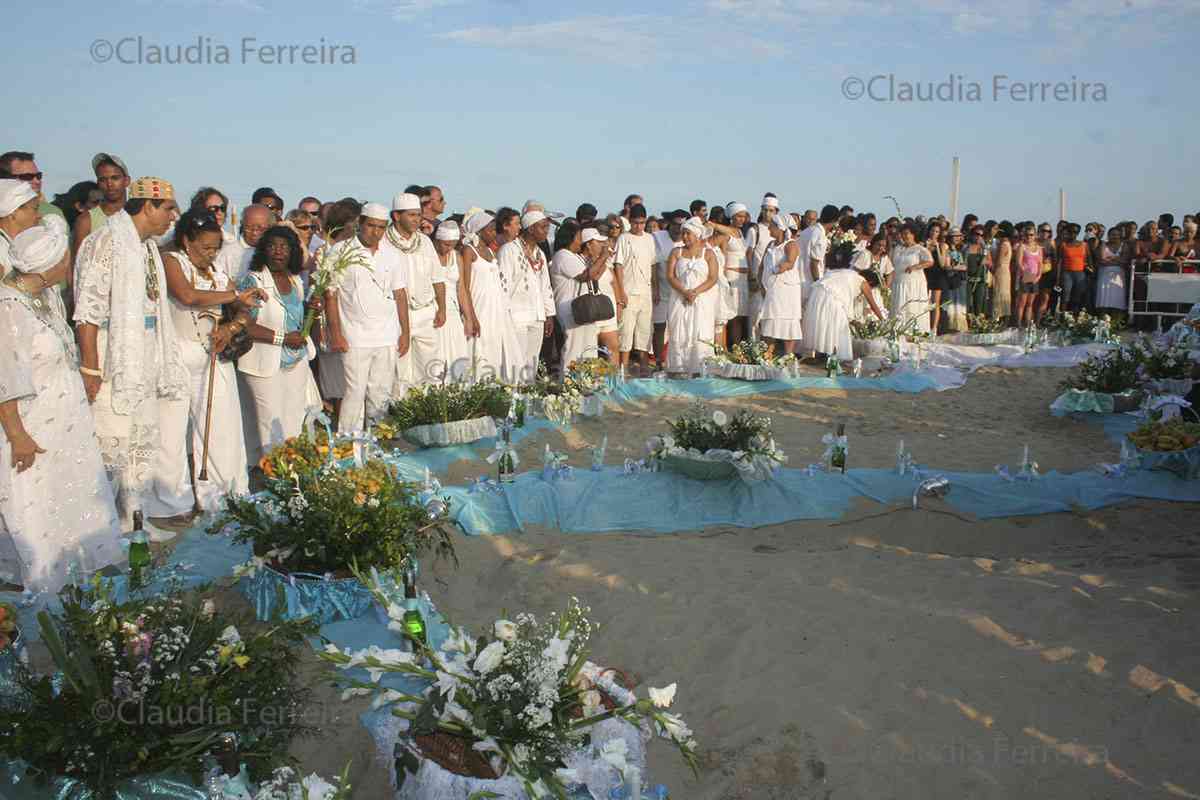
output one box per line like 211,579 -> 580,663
665,217 -> 720,376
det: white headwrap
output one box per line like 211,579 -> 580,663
462,212 -> 495,247
0,179 -> 36,217
726,202 -> 748,218
11,226 -> 67,274
762,195 -> 779,211
581,228 -> 607,245
521,210 -> 548,229
681,217 -> 707,239
435,221 -> 461,241
521,199 -> 544,215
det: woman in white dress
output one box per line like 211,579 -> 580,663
803,262 -> 887,362
550,223 -> 608,372
460,212 -> 522,383
666,217 -> 720,376
164,211 -> 264,509
718,203 -> 752,345
432,221 -> 472,382
651,217 -> 681,369
705,227 -> 732,351
0,198 -> 123,594
237,226 -> 322,463
1094,227 -> 1131,311
890,224 -> 934,335
852,233 -> 894,322
759,214 -> 804,355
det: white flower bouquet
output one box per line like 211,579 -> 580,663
302,233 -> 373,338
647,404 -> 786,481
320,575 -> 698,800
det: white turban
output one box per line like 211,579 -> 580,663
11,225 -> 67,274
521,210 -> 548,229
726,202 -> 748,218
682,216 -> 706,238
392,192 -> 421,212
771,214 -> 788,231
521,199 -> 544,215
0,179 -> 37,217
462,211 -> 495,247
761,195 -> 779,210
435,221 -> 461,241
362,203 -> 389,221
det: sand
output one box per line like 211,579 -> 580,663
125,365 -> 1200,798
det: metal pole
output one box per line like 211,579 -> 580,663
1059,188 -> 1066,222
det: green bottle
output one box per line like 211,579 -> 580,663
514,395 -> 527,428
825,353 -> 839,378
128,511 -> 150,590
401,575 -> 427,652
830,423 -> 847,473
498,426 -> 515,483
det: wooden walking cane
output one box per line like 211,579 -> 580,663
198,314 -> 220,484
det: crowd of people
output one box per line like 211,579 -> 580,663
0,147 -> 1196,596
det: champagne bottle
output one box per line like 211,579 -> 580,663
831,423 -> 847,473
498,424 -> 515,483
514,394 -> 527,427
401,573 -> 427,652
128,511 -> 150,591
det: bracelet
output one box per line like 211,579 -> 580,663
272,330 -> 285,347
80,366 -> 102,377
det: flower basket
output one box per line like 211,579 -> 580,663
413,732 -> 502,780
942,330 -> 1021,347
713,361 -> 776,381
852,338 -> 889,359
1134,443 -> 1200,480
401,416 -> 497,448
238,563 -> 376,624
660,453 -> 741,481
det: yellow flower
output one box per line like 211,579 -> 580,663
354,492 -> 366,506
218,645 -> 233,660
233,655 -> 250,669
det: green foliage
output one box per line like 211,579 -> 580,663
384,380 -> 511,431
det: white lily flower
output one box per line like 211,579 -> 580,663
712,410 -> 728,426
581,690 -> 603,716
648,683 -> 677,708
340,687 -> 371,701
543,637 -> 570,671
300,774 -> 336,800
599,737 -> 628,772
218,625 -> 241,645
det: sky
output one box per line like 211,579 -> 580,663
4,0 -> 1197,226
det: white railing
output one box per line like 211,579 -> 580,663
1127,259 -> 1200,329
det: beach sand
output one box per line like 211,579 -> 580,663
178,365 -> 1200,798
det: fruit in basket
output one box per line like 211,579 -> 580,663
1128,419 -> 1200,452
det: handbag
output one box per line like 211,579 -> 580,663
571,279 -> 615,325
218,302 -> 253,363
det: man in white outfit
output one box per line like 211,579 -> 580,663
324,203 -> 410,434
213,204 -> 272,282
613,203 -> 656,375
74,176 -> 190,540
384,192 -> 445,391
498,210 -> 555,383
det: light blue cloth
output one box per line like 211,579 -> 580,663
382,418 -> 557,479
238,566 -> 377,624
0,764 -> 206,800
608,372 -> 949,402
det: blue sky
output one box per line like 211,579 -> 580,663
5,0 -> 1197,226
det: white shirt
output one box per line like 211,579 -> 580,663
550,249 -> 589,327
379,228 -> 441,310
614,231 -> 657,296
852,249 -> 894,279
332,237 -> 406,349
796,223 -> 829,285
498,239 -> 554,324
214,236 -> 254,282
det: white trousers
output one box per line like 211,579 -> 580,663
516,321 -> 544,384
146,394 -> 195,518
242,361 -> 322,461
339,346 -> 397,434
395,305 -> 440,393
560,322 -> 600,374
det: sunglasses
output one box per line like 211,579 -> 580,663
295,224 -> 315,231
264,202 -> 282,212
12,172 -> 42,182
207,204 -> 227,213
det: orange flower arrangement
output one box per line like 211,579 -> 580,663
259,430 -> 355,479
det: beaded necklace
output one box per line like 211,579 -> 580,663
144,243 -> 161,301
386,225 -> 422,254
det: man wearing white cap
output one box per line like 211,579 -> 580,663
497,210 -> 555,382
72,153 -> 130,255
0,217 -> 124,593
74,176 -> 190,538
324,203 -> 410,434
382,192 -> 445,390
613,203 -> 657,375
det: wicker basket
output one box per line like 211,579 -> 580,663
412,732 -> 502,780
661,453 -> 740,481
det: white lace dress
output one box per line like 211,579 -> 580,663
437,250 -> 471,381
0,282 -> 123,593
890,244 -> 932,335
666,251 -> 717,373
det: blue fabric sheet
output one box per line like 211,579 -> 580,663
608,371 -> 951,402
382,417 -> 558,479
